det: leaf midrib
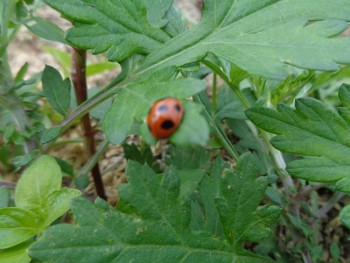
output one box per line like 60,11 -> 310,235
135,0 -> 282,77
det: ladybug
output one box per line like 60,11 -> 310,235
147,97 -> 184,139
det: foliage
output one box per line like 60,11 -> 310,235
29,154 -> 280,263
0,156 -> 80,262
1,0 -> 350,262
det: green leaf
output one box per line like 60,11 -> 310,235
15,155 -> 62,213
145,0 -> 173,28
41,188 -> 81,227
46,0 -> 350,79
339,83 -> 350,107
40,126 -> 62,144
103,78 -> 206,144
42,46 -> 71,77
42,65 -> 71,117
169,101 -> 209,146
215,153 -> 280,245
86,61 -> 118,77
22,16 -> 68,44
0,241 -> 32,263
88,87 -> 113,120
215,86 -> 245,121
29,156 -> 278,263
246,88 -> 350,190
0,208 -> 39,249
166,145 -> 210,170
330,242 -> 341,261
45,0 -> 171,61
339,205 -> 350,229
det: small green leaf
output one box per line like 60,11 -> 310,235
42,46 -> 71,76
0,241 -> 32,263
339,205 -> 350,229
0,208 -> 39,249
22,16 -> 68,44
42,65 -> 71,117
330,242 -> 340,261
103,78 -> 206,144
42,188 -> 81,227
40,126 -> 62,144
86,61 -> 118,77
15,155 -> 62,213
14,63 -> 29,82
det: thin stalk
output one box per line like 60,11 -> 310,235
212,73 -> 217,112
194,95 -> 240,160
72,48 -> 106,200
202,60 -> 250,108
316,192 -> 345,219
77,139 -> 109,178
56,59 -> 128,134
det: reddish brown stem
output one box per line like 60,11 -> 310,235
71,48 -> 107,200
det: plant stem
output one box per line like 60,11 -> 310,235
194,95 -> 240,160
212,73 -> 217,112
77,139 -> 109,178
72,48 -> 106,200
316,192 -> 345,218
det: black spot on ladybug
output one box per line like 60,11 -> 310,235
174,104 -> 181,111
158,105 -> 168,112
161,120 -> 174,130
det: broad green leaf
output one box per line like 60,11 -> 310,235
0,208 -> 39,249
29,158 -> 279,263
46,0 -> 350,79
29,157 -> 278,262
22,16 -> 68,44
246,85 -> 350,190
215,153 -> 280,245
0,241 -> 32,263
45,0 -> 171,61
166,145 -> 210,170
103,78 -> 206,144
15,155 -> 62,212
339,205 -> 350,229
169,101 -> 209,146
42,65 -> 71,117
41,188 -> 81,227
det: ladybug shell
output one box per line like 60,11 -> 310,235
147,97 -> 184,139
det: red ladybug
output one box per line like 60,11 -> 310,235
147,97 -> 184,139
